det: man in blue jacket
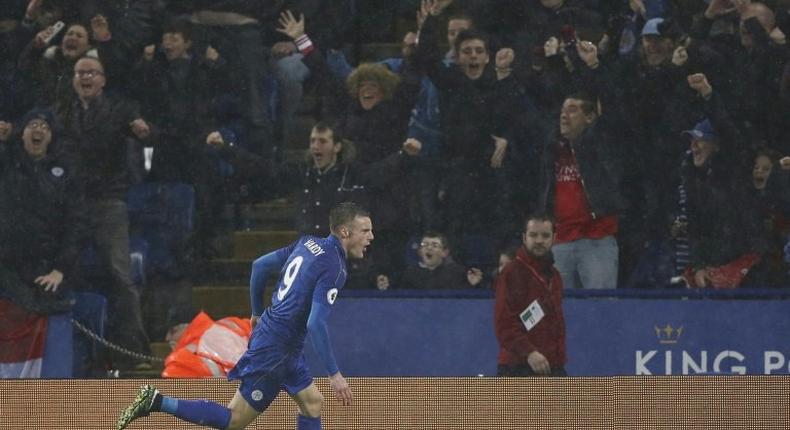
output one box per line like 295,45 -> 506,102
117,202 -> 373,430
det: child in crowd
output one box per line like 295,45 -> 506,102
400,232 -> 484,289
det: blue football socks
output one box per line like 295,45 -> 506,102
160,396 -> 232,429
297,414 -> 322,429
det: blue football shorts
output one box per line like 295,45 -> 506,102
229,347 -> 313,412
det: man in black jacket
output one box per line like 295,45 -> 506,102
56,56 -> 152,369
276,10 -> 423,285
167,0 -> 286,158
538,40 -> 625,290
0,108 -> 88,314
692,1 -> 790,151
416,0 -> 516,268
208,120 -> 421,288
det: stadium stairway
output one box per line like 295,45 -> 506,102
130,201 -> 298,378
133,113 -> 306,378
135,42 -> 402,377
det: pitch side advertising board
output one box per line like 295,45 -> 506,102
305,292 -> 790,376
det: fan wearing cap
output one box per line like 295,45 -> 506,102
683,118 -> 720,168
677,73 -> 765,289
640,17 -> 683,67
0,108 -> 88,314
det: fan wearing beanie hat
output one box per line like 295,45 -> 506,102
0,106 -> 86,315
20,108 -> 57,160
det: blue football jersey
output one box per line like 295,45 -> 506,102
255,235 -> 348,351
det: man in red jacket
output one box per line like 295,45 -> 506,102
494,214 -> 566,376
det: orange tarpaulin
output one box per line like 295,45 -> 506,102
162,311 -> 251,378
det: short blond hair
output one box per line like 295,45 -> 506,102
346,63 -> 401,101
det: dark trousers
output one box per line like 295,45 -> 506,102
497,364 -> 567,377
88,199 -> 151,365
444,158 -> 514,242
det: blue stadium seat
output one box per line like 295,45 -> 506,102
127,182 -> 196,279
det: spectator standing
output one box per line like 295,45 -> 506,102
538,40 -> 625,289
1,0 -> 40,122
416,0 -> 517,266
55,56 -> 152,370
494,214 -> 566,377
277,10 -> 422,286
17,22 -> 96,107
172,1 -> 285,158
677,73 -> 765,289
267,0 -> 356,147
133,20 -> 227,183
0,108 -> 88,315
694,1 -> 790,151
210,119 -> 421,289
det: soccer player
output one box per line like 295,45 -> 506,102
116,202 -> 373,430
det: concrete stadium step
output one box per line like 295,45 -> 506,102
244,199 -> 295,231
199,258 -> 252,284
118,342 -> 167,378
192,285 -> 251,319
232,230 -> 298,260
151,341 -> 170,361
192,284 -> 275,319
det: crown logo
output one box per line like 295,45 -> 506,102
654,324 -> 683,344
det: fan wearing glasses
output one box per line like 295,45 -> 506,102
400,232 -> 484,289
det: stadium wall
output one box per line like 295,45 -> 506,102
303,291 -> 790,376
1,377 -> 789,429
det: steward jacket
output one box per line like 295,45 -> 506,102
494,246 -> 566,368
0,140 -> 88,278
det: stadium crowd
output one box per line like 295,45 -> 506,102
3,0 -> 790,369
